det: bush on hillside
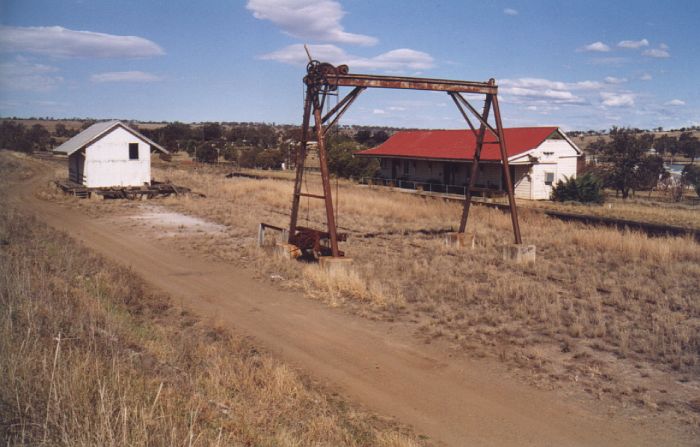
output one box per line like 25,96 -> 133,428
550,172 -> 604,203
682,164 -> 700,198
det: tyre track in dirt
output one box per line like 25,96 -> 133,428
9,164 -> 695,447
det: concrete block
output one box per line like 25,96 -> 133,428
89,192 -> 104,201
502,244 -> 536,263
258,223 -> 288,248
444,232 -> 475,249
274,242 -> 301,260
319,256 -> 354,275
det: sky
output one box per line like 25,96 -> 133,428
0,0 -> 698,131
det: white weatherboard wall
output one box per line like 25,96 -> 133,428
511,139 -> 579,199
84,127 -> 151,188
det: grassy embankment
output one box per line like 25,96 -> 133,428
152,163 -> 700,426
0,153 -> 423,446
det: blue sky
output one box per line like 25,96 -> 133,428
0,0 -> 697,130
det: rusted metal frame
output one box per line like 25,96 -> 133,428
298,192 -> 326,200
491,93 -> 523,244
448,92 -> 478,136
335,73 -> 497,94
453,92 -> 499,140
321,86 -> 365,126
311,96 -> 341,257
459,93 -> 493,233
288,88 -> 313,241
320,87 -> 366,137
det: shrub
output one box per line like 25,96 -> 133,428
550,172 -> 604,203
682,164 -> 700,198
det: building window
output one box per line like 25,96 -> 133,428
403,159 -> 409,175
544,172 -> 555,185
380,158 -> 387,169
129,143 -> 139,160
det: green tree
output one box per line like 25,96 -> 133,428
678,132 -> 699,162
327,138 -> 379,179
633,155 -> 667,192
654,134 -> 677,157
0,121 -> 31,152
682,164 -> 700,198
600,127 -> 654,198
195,142 -> 219,163
201,123 -> 223,141
26,124 -> 51,151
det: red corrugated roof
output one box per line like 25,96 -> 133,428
356,127 -> 559,161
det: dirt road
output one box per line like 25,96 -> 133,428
10,166 -> 695,446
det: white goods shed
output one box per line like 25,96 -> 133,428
356,127 -> 582,200
53,120 -> 168,188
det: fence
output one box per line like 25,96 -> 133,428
358,177 -> 504,197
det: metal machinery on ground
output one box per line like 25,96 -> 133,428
286,60 -> 522,258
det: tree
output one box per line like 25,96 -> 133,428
54,123 -> 68,137
201,123 -> 223,141
354,130 -> 372,145
195,142 -> 219,163
654,134 -> 676,157
255,149 -> 284,169
0,121 -> 31,152
678,132 -> 699,163
682,165 -> 700,198
633,155 -> 667,193
370,130 -> 389,146
327,137 -> 379,179
600,127 -> 653,198
159,122 -> 191,150
26,124 -> 51,151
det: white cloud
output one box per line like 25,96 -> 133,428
501,78 -> 603,91
500,77 -> 625,107
580,41 -> 610,52
259,44 -> 434,71
0,56 -> 63,91
372,108 -> 385,114
600,92 -> 635,107
640,73 -> 652,81
604,76 -> 627,84
246,0 -> 377,46
617,38 -> 649,49
387,106 -> 406,111
0,25 -> 164,58
643,47 -> 670,58
499,78 -> 605,105
503,8 -> 518,16
90,71 -> 162,83
659,43 -> 669,50
664,99 -> 685,106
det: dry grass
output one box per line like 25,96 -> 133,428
151,164 -> 700,424
521,196 -> 700,230
0,158 -> 426,445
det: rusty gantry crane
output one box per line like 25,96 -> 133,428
287,60 -> 522,258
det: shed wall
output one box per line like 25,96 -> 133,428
83,127 -> 152,188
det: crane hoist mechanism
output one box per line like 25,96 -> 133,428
259,59 -> 523,260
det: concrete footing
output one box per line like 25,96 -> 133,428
258,223 -> 288,248
444,232 -> 475,249
319,256 -> 354,275
502,244 -> 536,263
274,242 -> 301,260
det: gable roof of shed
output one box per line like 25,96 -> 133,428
53,120 -> 168,155
356,127 -> 567,161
